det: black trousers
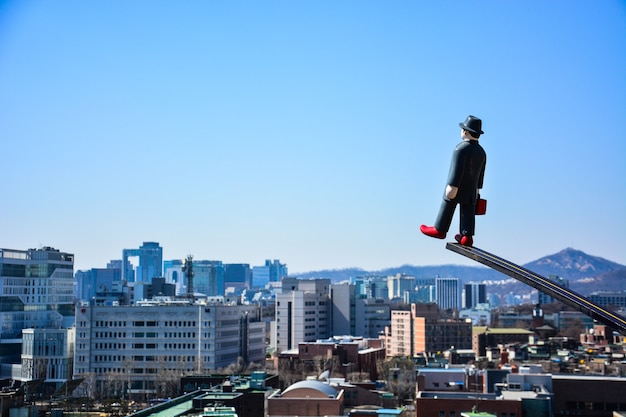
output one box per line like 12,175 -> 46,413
434,199 -> 476,236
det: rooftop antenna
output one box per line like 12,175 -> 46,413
182,255 -> 194,301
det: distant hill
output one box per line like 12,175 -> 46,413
525,247 -> 625,280
293,247 -> 626,296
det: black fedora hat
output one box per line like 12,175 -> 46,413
459,115 -> 484,136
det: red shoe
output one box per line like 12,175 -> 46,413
420,225 -> 446,239
454,234 -> 473,247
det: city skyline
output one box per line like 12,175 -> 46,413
1,1 -> 625,273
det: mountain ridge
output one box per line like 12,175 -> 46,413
294,248 -> 626,296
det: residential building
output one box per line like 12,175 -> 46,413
0,246 -> 75,388
382,303 -> 472,357
74,297 -> 265,397
273,278 -> 331,353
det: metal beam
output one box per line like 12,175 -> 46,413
446,243 -> 626,334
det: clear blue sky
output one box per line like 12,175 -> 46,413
1,1 -> 625,273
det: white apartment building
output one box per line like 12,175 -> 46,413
74,298 -> 265,396
273,278 -> 331,353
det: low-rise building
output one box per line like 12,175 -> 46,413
472,327 -> 535,357
416,367 -> 553,417
278,336 -> 385,381
267,380 -> 344,416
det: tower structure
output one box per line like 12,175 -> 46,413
182,255 -> 194,299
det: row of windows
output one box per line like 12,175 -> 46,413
218,340 -> 239,349
94,332 -> 127,338
84,342 -> 220,351
133,321 -> 158,326
91,331 -> 200,339
132,332 -> 158,338
94,321 -> 126,327
165,332 -> 196,338
163,343 -> 196,349
95,343 -> 126,349
92,320 -> 197,328
4,287 -> 48,294
1,263 -> 72,278
94,355 -> 125,362
131,343 -> 157,349
85,361 -> 200,375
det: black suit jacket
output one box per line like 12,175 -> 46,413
445,140 -> 486,204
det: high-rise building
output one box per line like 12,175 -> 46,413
464,283 -> 487,309
412,278 -> 436,304
224,263 -> 252,293
122,241 -> 163,283
354,297 -> 391,339
273,278 -> 331,353
74,298 -> 265,396
75,267 -> 122,302
193,260 -> 224,296
387,274 -> 415,300
252,260 -> 287,288
0,246 -> 75,386
436,277 -> 460,311
330,283 -> 390,339
330,283 -> 354,336
355,275 -> 388,299
163,259 -> 184,295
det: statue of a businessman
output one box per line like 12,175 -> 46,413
420,115 -> 486,247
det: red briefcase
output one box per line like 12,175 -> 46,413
476,198 -> 487,215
